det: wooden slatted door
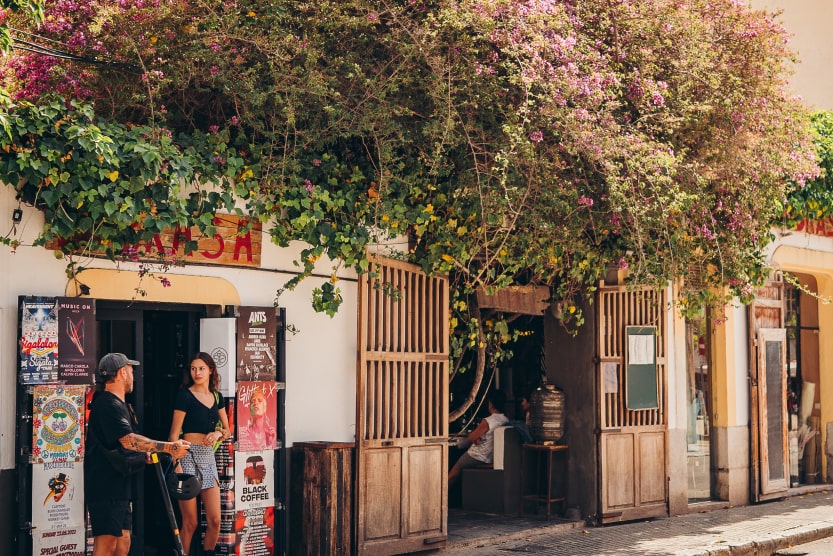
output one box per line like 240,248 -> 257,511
597,285 -> 669,523
356,256 -> 449,555
749,280 -> 789,500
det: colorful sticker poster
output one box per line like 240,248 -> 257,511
215,534 -> 237,556
32,385 -> 86,463
203,507 -> 237,539
19,296 -> 59,384
215,512 -> 238,555
236,307 -> 277,382
213,438 -> 237,554
31,461 -> 85,529
32,525 -> 85,556
57,297 -> 96,384
226,398 -> 236,440
215,437 -> 235,480
236,382 -> 278,452
234,450 -> 274,511
201,503 -> 237,553
235,506 -> 275,556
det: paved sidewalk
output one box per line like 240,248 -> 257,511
444,490 -> 833,555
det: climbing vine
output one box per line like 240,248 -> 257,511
0,1 -> 822,398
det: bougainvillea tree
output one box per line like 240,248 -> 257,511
0,0 -> 819,415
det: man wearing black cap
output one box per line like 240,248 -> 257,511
85,353 -> 190,556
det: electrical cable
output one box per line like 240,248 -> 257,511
12,43 -> 110,64
9,30 -> 139,71
9,27 -> 71,48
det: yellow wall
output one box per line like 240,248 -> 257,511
66,268 -> 241,306
710,294 -> 742,428
772,246 -> 833,481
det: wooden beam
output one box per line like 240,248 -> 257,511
475,285 -> 550,315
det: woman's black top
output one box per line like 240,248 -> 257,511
174,388 -> 223,434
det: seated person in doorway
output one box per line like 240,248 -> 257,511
521,394 -> 532,425
506,393 -> 533,444
449,390 -> 508,486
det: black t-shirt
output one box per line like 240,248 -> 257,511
174,388 -> 223,434
84,390 -> 137,502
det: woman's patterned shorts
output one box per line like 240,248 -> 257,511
180,444 -> 218,490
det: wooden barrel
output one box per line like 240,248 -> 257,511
529,385 -> 565,444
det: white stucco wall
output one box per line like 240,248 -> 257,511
769,227 -> 833,257
0,186 -> 362,470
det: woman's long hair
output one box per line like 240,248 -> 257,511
182,351 -> 220,392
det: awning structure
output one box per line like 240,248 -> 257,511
65,268 -> 241,305
475,285 -> 551,315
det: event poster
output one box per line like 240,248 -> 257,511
212,400 -> 236,555
236,307 -> 277,382
32,525 -> 85,556
236,382 -> 278,452
226,398 -> 236,440
214,399 -> 236,478
57,297 -> 96,384
205,493 -> 236,556
19,296 -> 59,384
32,385 -> 86,463
31,461 -> 84,529
234,450 -> 274,511
235,506 -> 274,556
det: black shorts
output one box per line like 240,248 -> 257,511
88,499 -> 132,537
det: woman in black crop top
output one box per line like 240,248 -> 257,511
168,352 -> 231,556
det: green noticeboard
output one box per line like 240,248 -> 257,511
625,326 -> 658,410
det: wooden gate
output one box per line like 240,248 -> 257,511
748,280 -> 789,500
597,285 -> 668,523
356,256 -> 449,555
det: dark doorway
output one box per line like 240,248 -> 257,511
96,301 -> 203,556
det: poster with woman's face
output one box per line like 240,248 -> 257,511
236,381 -> 278,451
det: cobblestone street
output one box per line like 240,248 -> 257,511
444,491 -> 833,555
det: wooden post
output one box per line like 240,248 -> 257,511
290,442 -> 354,556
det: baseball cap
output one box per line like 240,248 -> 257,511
98,353 -> 140,380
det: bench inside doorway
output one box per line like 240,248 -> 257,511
461,426 -> 523,515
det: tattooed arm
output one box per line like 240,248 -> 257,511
119,433 -> 190,459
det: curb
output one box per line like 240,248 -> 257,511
445,519 -> 585,551
740,524 -> 833,555
443,520 -> 833,555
